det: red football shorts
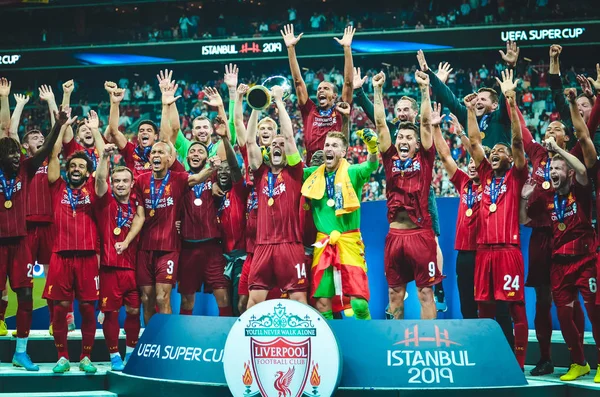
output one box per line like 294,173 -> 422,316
475,245 -> 524,302
239,253 -> 282,299
177,240 -> 228,295
551,253 -> 597,307
384,228 -> 442,289
44,252 -> 99,301
525,227 -> 552,287
0,237 -> 34,290
249,243 -> 307,293
136,250 -> 179,286
99,266 -> 140,312
26,222 -> 53,265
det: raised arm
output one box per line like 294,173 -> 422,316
417,50 -> 468,125
336,102 -> 351,140
214,115 -> 242,183
565,87 -> 597,169
519,180 -> 536,225
416,70 -> 433,151
431,103 -> 458,178
246,109 -> 263,170
9,93 -> 29,141
506,90 -> 526,170
115,205 -> 145,255
465,93 -> 485,166
48,107 -> 77,183
334,26 -> 355,104
224,63 -> 238,145
95,144 -> 117,198
0,78 -> 10,137
234,84 -> 248,147
106,85 -> 128,149
159,80 -> 181,144
545,136 -> 588,185
372,72 -> 391,153
202,86 -> 229,160
39,85 -> 58,127
449,113 -> 471,152
61,79 -> 75,144
281,24 -> 308,106
272,85 -> 299,160
84,110 -> 105,160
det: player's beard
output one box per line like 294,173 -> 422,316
68,173 -> 87,188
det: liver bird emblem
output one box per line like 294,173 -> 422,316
274,366 -> 295,397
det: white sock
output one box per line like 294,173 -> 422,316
1,295 -> 8,302
126,346 -> 134,354
110,352 -> 120,359
58,356 -> 69,362
16,337 -> 28,353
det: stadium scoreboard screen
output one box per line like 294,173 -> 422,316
1,21 -> 599,71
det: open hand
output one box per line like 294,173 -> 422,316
85,109 -> 99,130
13,93 -> 30,106
416,50 -> 429,72
280,24 -> 303,48
224,63 -> 239,89
0,78 -> 11,97
430,102 -> 445,126
436,62 -> 453,84
334,25 -> 356,48
39,85 -> 55,102
203,87 -> 223,107
353,67 -> 368,90
499,41 -> 520,67
494,69 -> 520,95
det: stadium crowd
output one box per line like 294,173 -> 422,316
2,0 -> 597,47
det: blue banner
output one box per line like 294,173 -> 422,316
125,314 -> 526,388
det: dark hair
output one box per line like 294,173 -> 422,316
138,120 -> 158,134
494,142 -> 512,156
397,122 -> 420,141
111,165 -> 134,180
551,154 -> 571,169
0,137 -> 21,160
188,141 -> 208,154
66,150 -> 94,173
22,129 -> 43,145
477,87 -> 499,104
483,146 -> 492,158
576,94 -> 593,107
320,81 -> 338,95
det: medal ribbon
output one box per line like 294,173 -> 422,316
544,157 -> 551,184
87,149 -> 98,171
489,176 -> 505,205
150,170 -> 171,212
217,192 -> 229,220
267,172 -> 276,200
318,106 -> 335,117
246,187 -> 258,214
189,171 -> 204,199
114,194 -> 132,229
394,158 -> 413,171
478,114 -> 491,131
467,182 -> 474,209
325,172 -> 336,200
0,168 -> 16,203
66,186 -> 80,213
135,146 -> 151,164
554,193 -> 567,224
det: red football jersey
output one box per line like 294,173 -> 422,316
50,178 -> 98,252
180,178 -> 220,241
95,191 -> 138,269
0,157 -> 33,238
245,185 -> 258,253
121,141 -> 152,179
218,179 -> 249,253
531,181 -> 595,255
382,145 -> 435,228
135,170 -> 189,252
449,170 -> 483,251
255,163 -> 304,245
476,160 -> 528,246
26,160 -> 53,223
300,99 -> 344,162
63,139 -> 99,171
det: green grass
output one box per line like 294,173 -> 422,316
5,278 -> 48,318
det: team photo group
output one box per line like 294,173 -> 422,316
0,23 -> 600,383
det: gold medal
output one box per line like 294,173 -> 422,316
149,209 -> 155,217
267,197 -> 274,206
489,203 -> 497,213
113,227 -> 122,236
327,198 -> 335,207
4,200 -> 12,209
144,162 -> 151,169
303,203 -> 310,211
194,198 -> 202,206
542,181 -> 551,190
480,132 -> 486,140
558,222 -> 566,231
466,208 -> 473,217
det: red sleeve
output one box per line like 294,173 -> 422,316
506,98 -> 538,155
63,138 -> 82,158
420,144 -> 436,167
527,186 -> 548,218
94,188 -> 111,212
299,99 -> 316,141
512,163 -> 530,187
586,93 -> 600,138
169,160 -> 186,172
121,141 -> 135,166
449,169 -> 469,191
476,159 -> 492,183
134,175 -> 145,202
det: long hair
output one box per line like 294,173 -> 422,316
0,137 -> 22,161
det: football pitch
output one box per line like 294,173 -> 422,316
5,278 -> 47,318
